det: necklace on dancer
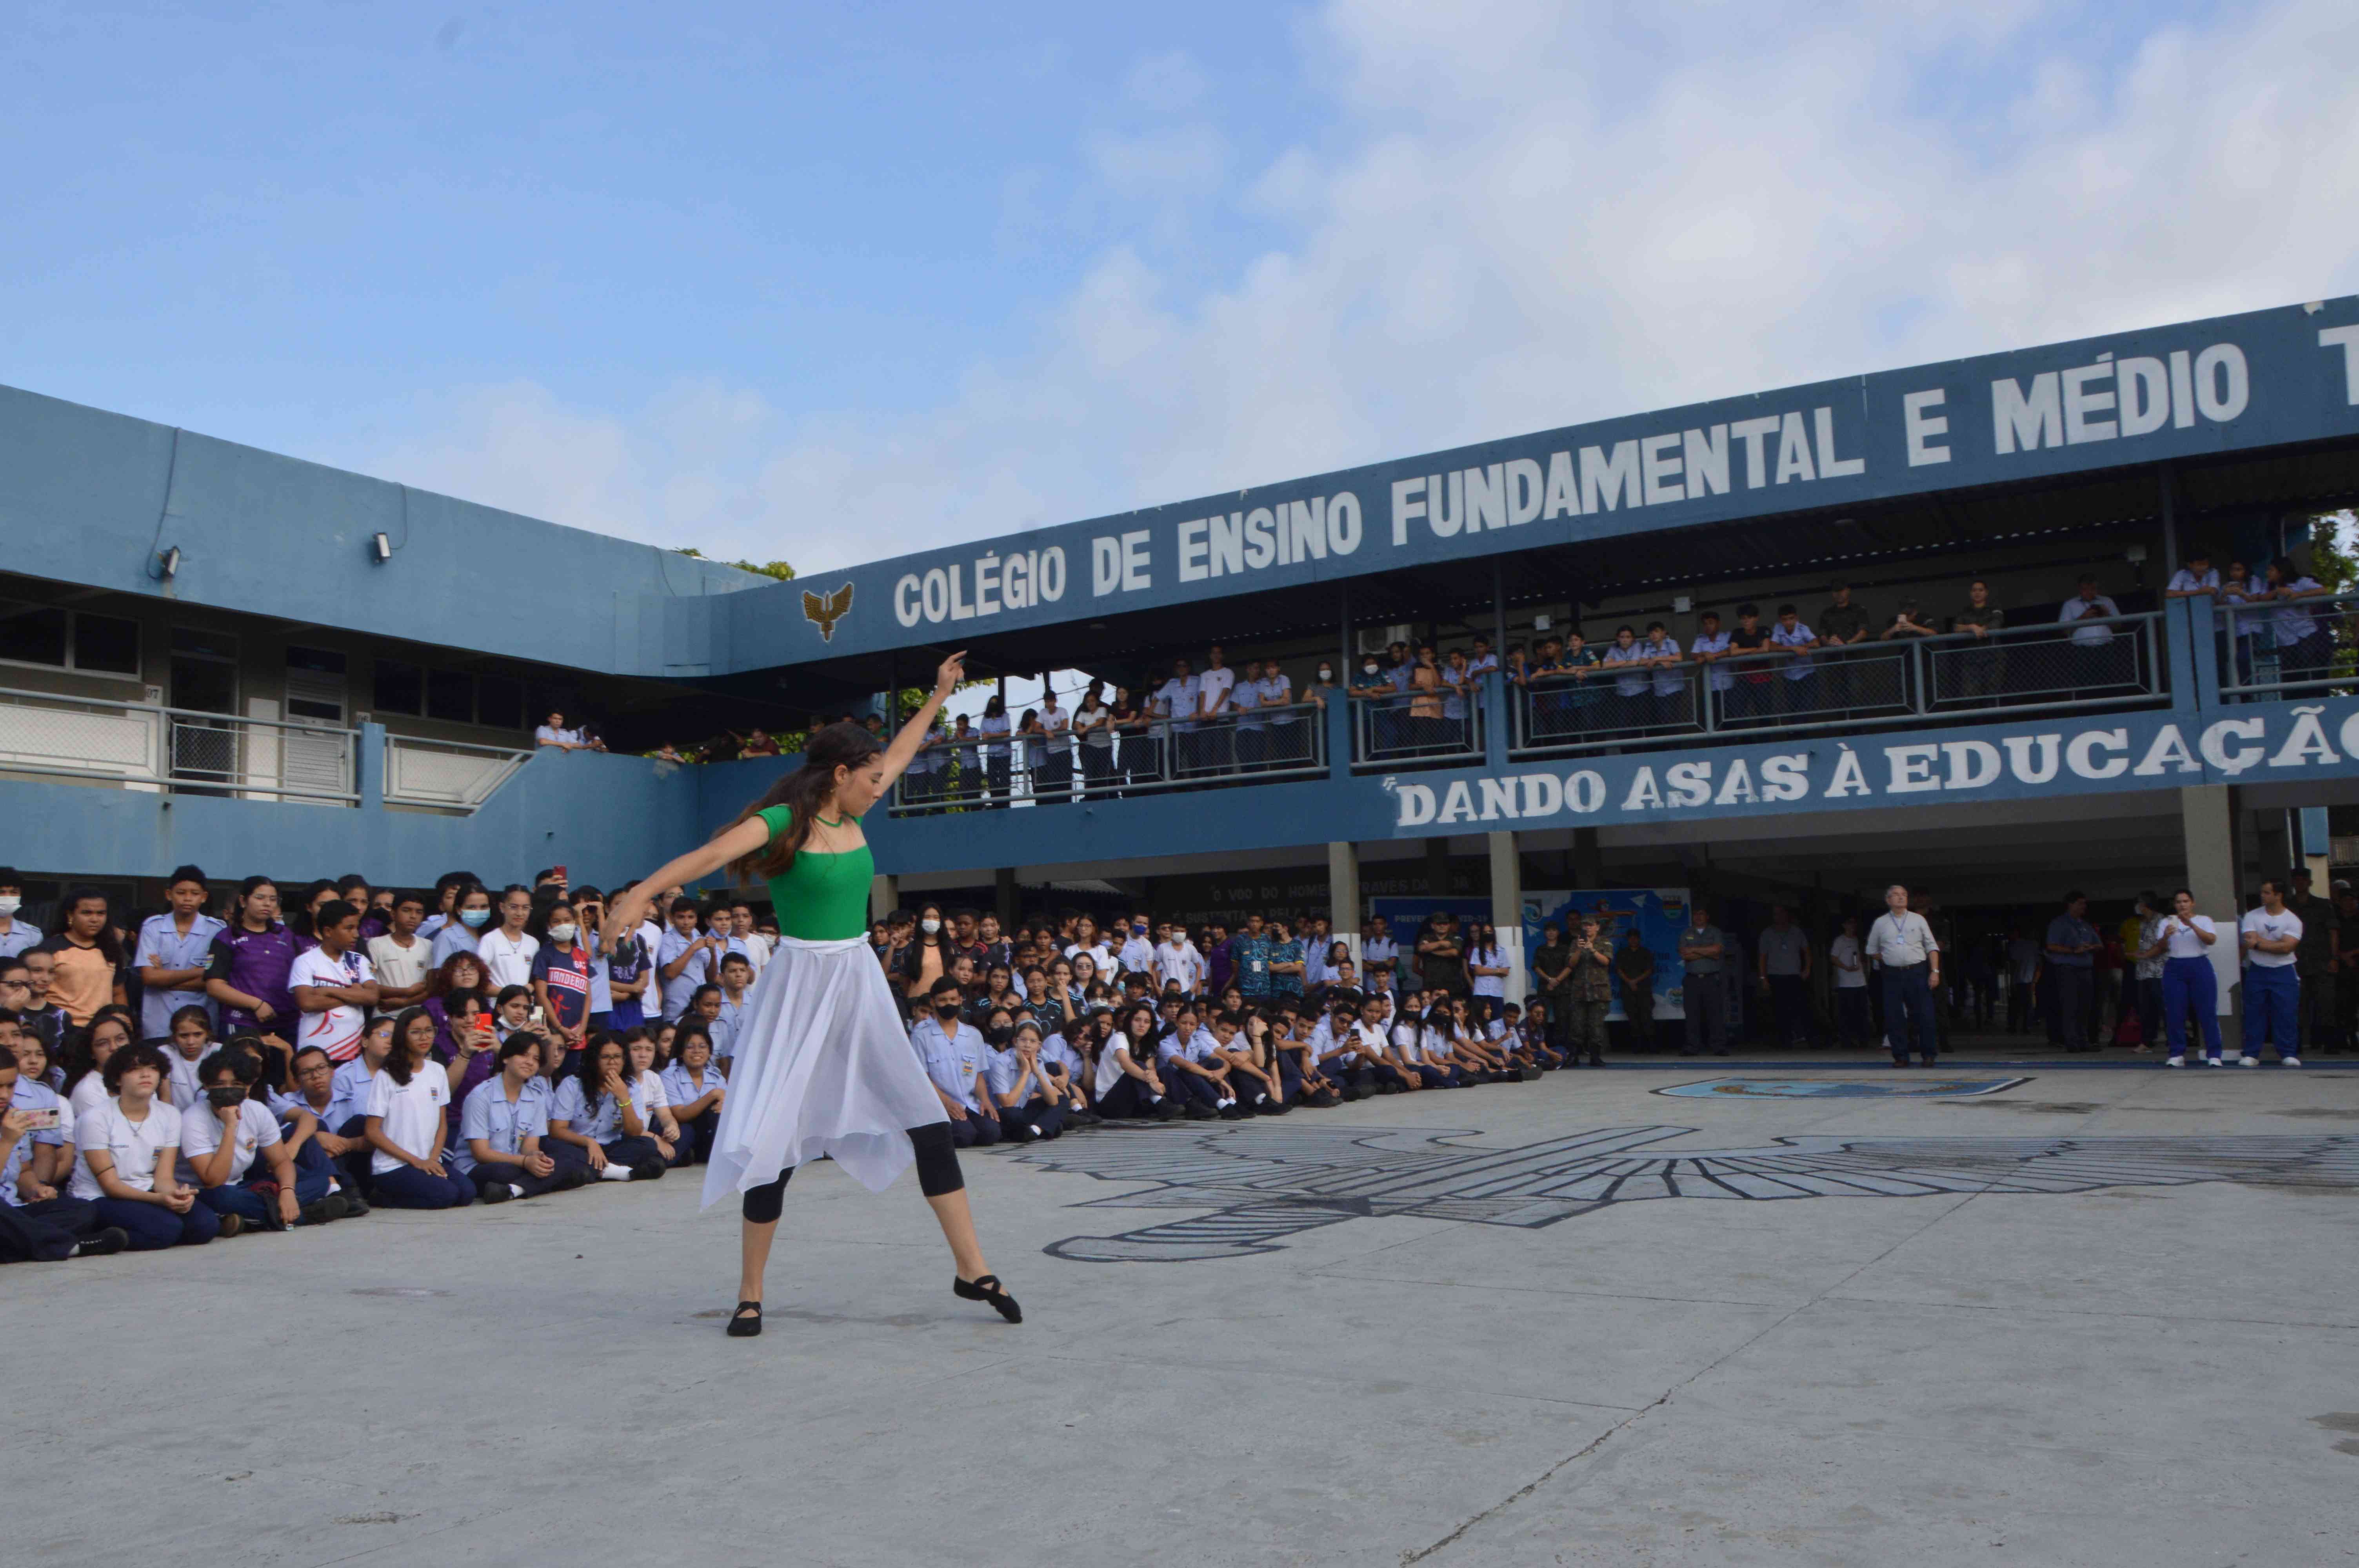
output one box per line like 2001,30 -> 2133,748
815,812 -> 847,827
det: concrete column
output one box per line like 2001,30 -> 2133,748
358,721 -> 385,812
1571,826 -> 1601,888
2180,784 -> 2241,1049
1488,829 -> 1526,1002
1328,841 -> 1362,962
869,873 -> 900,923
995,866 -> 1019,929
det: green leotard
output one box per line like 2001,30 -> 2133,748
756,805 -> 874,940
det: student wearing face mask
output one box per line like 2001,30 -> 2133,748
912,979 -> 1001,1146
0,868 -> 42,961
429,884 -> 494,969
528,899 -> 592,1056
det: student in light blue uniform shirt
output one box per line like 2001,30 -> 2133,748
0,868 -> 41,962
134,867 -> 225,1041
429,885 -> 494,970
912,978 -> 1001,1147
656,899 -> 720,1022
660,1024 -> 726,1166
981,1022 -> 1066,1142
454,1034 -> 574,1201
547,1034 -> 667,1181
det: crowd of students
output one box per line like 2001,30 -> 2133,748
7,850 -> 2339,1266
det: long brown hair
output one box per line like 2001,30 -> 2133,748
723,722 -> 883,880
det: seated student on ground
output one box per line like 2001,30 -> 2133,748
1268,1008 -> 1337,1107
454,1033 -> 577,1203
1033,1019 -> 1098,1123
983,1020 -> 1067,1142
162,1005 -> 218,1112
1166,1002 -> 1243,1117
1312,995 -> 1379,1099
547,1032 -> 668,1182
1425,1000 -> 1498,1084
620,1027 -> 681,1165
913,977 -> 1001,1146
1449,995 -> 1516,1080
180,1040 -> 344,1230
1211,1009 -> 1288,1113
660,1022 -> 725,1166
61,1008 -> 139,1130
267,1044 -> 368,1216
1493,1002 -> 1547,1073
72,1042 -> 221,1248
1,1012 -> 127,1260
682,983 -> 729,1075
1390,996 -> 1459,1089
362,1015 -> 473,1210
1094,1002 -> 1180,1120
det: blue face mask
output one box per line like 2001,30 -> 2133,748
459,908 -> 491,929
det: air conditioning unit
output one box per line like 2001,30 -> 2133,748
1356,623 -> 1414,654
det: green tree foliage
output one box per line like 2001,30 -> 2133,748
676,547 -> 795,582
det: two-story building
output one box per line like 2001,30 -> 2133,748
7,297 -> 2359,1024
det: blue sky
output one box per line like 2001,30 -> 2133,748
7,0 -> 2352,574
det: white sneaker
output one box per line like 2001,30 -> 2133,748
2241,1054 -> 2260,1067
2283,1056 -> 2302,1067
2204,1056 -> 2223,1067
2164,1056 -> 2185,1067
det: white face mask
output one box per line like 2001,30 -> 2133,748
922,918 -> 941,934
0,897 -> 18,917
546,923 -> 577,943
1363,662 -> 1379,676
1317,668 -> 1332,681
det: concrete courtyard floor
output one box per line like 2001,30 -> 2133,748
11,1057 -> 2359,1567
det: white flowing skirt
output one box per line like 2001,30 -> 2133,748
701,935 -> 948,1208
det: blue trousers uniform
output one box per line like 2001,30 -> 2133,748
2160,956 -> 2225,1059
2243,963 -> 2299,1060
1881,963 -> 1938,1062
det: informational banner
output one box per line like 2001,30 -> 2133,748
1521,889 -> 1691,1021
736,297 -> 2359,670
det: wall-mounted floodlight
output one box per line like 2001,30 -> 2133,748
371,532 -> 393,563
158,545 -> 181,580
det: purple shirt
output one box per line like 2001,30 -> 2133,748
205,922 -> 299,1034
1207,936 -> 1236,995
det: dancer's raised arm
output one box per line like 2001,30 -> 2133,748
602,818 -> 769,949
876,651 -> 966,789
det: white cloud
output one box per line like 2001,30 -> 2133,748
371,0 -> 2359,577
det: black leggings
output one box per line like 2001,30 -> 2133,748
741,1122 -> 965,1223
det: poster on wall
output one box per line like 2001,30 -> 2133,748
1520,889 -> 1691,1021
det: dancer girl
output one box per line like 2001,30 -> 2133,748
603,652 -> 1019,1337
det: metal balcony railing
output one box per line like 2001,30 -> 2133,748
890,706 -> 1328,814
1349,688 -> 1485,768
1507,612 -> 2166,758
2215,592 -> 2356,702
0,685 -> 360,804
383,733 -> 536,812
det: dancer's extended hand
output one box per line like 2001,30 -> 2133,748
934,651 -> 967,696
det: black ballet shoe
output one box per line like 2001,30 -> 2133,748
954,1273 -> 1022,1324
727,1301 -> 763,1337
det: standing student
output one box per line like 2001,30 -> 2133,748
1866,885 -> 1941,1067
72,1042 -> 222,1248
2240,878 -> 2304,1067
367,891 -> 435,1012
1756,906 -> 1814,1051
661,1024 -> 726,1166
596,907 -> 651,1033
135,866 -> 224,1042
1828,916 -> 1872,1051
429,884 -> 493,969
362,1016 -> 473,1209
289,902 -> 381,1064
476,886 -> 540,991
180,1042 -> 329,1231
0,868 -> 42,961
1466,923 -> 1510,1023
454,1033 -> 575,1201
206,877 -> 300,1039
38,891 -> 127,1029
654,897 -> 721,1021
528,899 -> 593,1056
547,1033 -> 669,1181
1073,681 -> 1116,797
2142,890 -> 2226,1067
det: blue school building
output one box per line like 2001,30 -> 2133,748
7,296 -> 2359,1007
